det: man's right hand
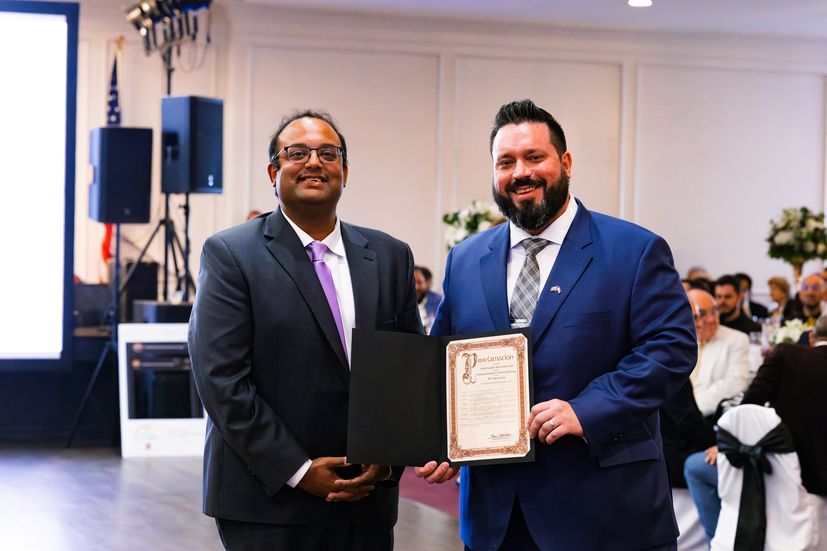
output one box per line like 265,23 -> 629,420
414,461 -> 458,484
297,457 -> 373,502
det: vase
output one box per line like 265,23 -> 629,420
791,261 -> 804,289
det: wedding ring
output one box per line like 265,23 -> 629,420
546,419 -> 556,430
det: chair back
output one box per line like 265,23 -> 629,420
712,404 -> 817,551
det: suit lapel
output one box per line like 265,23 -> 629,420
480,223 -> 512,331
342,223 -> 379,332
263,210 -> 349,371
530,201 -> 594,345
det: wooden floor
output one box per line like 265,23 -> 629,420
0,447 -> 463,551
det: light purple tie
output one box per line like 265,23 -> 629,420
307,241 -> 348,355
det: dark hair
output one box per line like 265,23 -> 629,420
268,109 -> 348,169
715,275 -> 740,294
687,278 -> 714,295
414,265 -> 433,281
489,99 -> 567,157
733,272 -> 752,290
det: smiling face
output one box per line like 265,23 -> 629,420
491,122 -> 572,234
267,117 -> 348,217
689,289 -> 719,343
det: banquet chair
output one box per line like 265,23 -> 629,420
712,404 -> 818,551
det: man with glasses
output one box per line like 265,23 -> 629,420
788,273 -> 826,326
189,110 -> 421,550
686,288 -> 751,423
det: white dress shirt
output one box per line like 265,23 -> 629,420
506,196 -> 578,307
281,208 -> 356,487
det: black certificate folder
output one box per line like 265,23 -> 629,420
347,328 -> 535,468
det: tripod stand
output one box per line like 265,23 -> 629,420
122,53 -> 194,305
121,192 -> 194,304
66,224 -> 123,447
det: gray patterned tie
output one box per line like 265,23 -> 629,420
510,238 -> 550,328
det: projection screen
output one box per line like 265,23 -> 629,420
0,1 -> 77,367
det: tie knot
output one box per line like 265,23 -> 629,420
520,238 -> 549,257
307,241 -> 328,262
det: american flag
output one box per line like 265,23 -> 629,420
106,58 -> 120,126
101,56 -> 120,272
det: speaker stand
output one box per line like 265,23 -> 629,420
120,194 -> 194,303
66,224 -> 123,448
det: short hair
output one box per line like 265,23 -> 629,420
268,109 -> 348,169
414,265 -> 433,281
715,275 -> 740,294
489,99 -> 567,157
687,278 -> 714,295
734,272 -> 752,290
815,315 -> 827,340
767,276 -> 790,297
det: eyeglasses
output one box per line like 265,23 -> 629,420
277,145 -> 343,165
693,308 -> 718,322
800,283 -> 823,291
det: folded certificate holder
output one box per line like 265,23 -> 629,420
347,328 -> 535,467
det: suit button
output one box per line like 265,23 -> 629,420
614,434 -> 623,441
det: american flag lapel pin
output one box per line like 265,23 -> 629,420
550,285 -> 561,294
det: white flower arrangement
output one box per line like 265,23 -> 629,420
767,207 -> 827,265
443,200 -> 506,249
770,318 -> 807,346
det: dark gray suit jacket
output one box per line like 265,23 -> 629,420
188,209 -> 421,527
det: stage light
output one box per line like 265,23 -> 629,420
123,0 -> 211,57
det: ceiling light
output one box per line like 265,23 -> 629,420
628,0 -> 653,6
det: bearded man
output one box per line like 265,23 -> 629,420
415,99 -> 696,551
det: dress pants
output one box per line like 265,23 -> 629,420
464,498 -> 678,551
216,506 -> 393,551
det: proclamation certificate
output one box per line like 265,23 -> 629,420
446,333 -> 531,463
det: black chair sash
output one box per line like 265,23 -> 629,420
716,421 -> 796,551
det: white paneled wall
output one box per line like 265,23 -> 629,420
71,1 -> 827,298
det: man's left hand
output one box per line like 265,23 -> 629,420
528,399 -> 584,444
327,464 -> 389,502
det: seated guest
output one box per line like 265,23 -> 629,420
715,274 -> 761,335
786,273 -> 825,326
684,314 -> 827,542
413,265 -> 441,334
687,289 -> 751,422
734,272 -> 769,320
741,316 -> 827,496
767,276 -> 797,324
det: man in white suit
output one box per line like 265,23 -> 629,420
686,289 -> 751,420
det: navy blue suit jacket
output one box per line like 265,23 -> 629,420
432,200 -> 696,550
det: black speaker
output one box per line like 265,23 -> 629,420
161,96 -> 223,194
118,261 -> 158,321
132,300 -> 192,323
89,127 -> 153,223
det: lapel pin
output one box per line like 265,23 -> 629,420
550,285 -> 561,294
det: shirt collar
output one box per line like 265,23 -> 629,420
509,194 -> 578,249
280,208 -> 345,257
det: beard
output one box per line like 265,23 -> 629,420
492,170 -> 570,232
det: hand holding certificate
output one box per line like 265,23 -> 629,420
346,329 -> 534,468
